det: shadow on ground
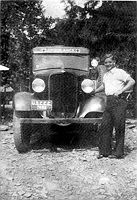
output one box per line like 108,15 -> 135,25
29,123 -> 137,157
31,124 -> 99,152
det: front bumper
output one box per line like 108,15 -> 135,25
18,117 -> 102,124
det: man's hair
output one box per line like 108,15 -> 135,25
103,53 -> 116,62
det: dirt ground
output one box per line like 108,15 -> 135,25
0,119 -> 137,200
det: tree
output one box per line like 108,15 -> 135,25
1,0 -> 54,90
54,0 -> 137,56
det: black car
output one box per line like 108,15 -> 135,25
13,46 -> 106,153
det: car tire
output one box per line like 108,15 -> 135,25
13,112 -> 31,153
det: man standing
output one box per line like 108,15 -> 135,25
95,54 -> 135,159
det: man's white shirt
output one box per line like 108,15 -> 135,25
103,67 -> 130,95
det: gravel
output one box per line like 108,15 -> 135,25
0,119 -> 137,200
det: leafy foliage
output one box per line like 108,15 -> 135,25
1,0 -> 54,90
55,1 -> 136,51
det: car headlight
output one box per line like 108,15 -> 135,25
81,79 -> 95,93
32,78 -> 45,93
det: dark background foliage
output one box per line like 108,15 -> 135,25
1,0 -> 54,90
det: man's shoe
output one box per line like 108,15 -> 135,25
108,155 -> 116,159
97,154 -> 109,159
108,154 -> 124,159
116,155 -> 125,159
97,154 -> 104,159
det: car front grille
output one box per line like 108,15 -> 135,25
49,72 -> 78,118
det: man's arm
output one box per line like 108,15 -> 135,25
95,83 -> 105,94
114,76 -> 135,96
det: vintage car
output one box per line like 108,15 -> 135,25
13,46 -> 106,153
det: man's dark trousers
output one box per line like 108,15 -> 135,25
98,95 -> 127,157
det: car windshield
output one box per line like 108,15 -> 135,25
33,54 -> 89,71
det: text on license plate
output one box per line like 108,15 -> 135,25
31,100 -> 52,110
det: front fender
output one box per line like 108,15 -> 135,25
13,92 -> 33,111
78,94 -> 106,118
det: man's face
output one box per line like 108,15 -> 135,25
104,57 -> 115,71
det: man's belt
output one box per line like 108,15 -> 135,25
118,93 -> 128,100
107,92 -> 131,101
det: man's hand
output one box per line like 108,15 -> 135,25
114,90 -> 123,97
89,90 -> 95,96
95,84 -> 105,94
114,77 -> 135,97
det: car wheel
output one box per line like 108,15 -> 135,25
13,112 -> 31,153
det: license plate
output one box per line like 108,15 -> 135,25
31,100 -> 52,110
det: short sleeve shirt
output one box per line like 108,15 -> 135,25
103,67 -> 130,95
